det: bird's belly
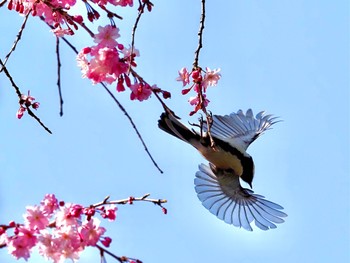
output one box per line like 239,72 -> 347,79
200,150 -> 243,176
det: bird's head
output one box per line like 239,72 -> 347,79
240,155 -> 254,188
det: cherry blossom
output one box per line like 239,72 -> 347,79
202,67 -> 221,91
24,206 -> 50,231
130,83 -> 152,101
94,25 -> 120,48
79,218 -> 106,246
177,67 -> 220,115
176,67 -> 190,86
16,91 -> 40,119
114,0 -> 133,7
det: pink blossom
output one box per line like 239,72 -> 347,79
24,205 -> 50,231
79,218 -> 106,246
191,69 -> 202,83
7,226 -> 38,260
55,205 -> 80,227
122,45 -> 140,68
17,227 -> 38,247
0,232 -> 8,246
102,205 -> 117,221
202,67 -> 221,90
94,25 -> 120,48
101,236 -> 112,247
176,67 -> 190,86
130,83 -> 152,101
52,27 -> 73,37
122,45 -> 140,58
37,231 -> 61,261
188,94 -> 209,107
69,204 -> 84,218
32,102 -> 40,109
114,0 -> 133,7
117,78 -> 125,92
54,225 -> 83,251
7,236 -> 32,260
76,50 -> 90,78
16,106 -> 26,119
40,194 -> 59,216
188,94 -> 210,116
83,46 -> 129,84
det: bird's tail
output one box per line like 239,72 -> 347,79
158,109 -> 200,144
194,163 -> 287,231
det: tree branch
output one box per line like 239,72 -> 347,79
193,0 -> 206,68
46,28 -> 163,173
55,37 -> 64,116
0,59 -> 52,134
0,11 -> 31,73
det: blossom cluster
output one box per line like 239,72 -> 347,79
7,0 -> 135,37
16,91 -> 40,119
77,25 -> 170,101
176,67 -> 221,115
0,194 -> 116,262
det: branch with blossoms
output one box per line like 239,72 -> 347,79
0,194 -> 167,262
1,0 -> 170,172
173,0 -> 221,147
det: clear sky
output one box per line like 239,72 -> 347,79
0,0 -> 349,262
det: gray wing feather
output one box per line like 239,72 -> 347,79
194,164 -> 287,231
204,109 -> 279,151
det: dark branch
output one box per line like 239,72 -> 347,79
55,37 -> 64,116
91,193 -> 167,207
0,0 -> 7,7
46,28 -> 163,173
128,1 -> 146,72
0,59 -> 52,134
193,0 -> 206,68
0,11 -> 31,73
100,82 -> 164,174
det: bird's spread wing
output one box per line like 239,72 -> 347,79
204,109 -> 279,151
194,163 -> 287,231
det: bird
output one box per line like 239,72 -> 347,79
158,108 -> 287,231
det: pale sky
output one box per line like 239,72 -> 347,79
0,1 -> 349,262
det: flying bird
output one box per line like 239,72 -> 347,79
158,108 -> 287,231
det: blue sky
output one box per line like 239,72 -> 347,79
0,0 -> 349,262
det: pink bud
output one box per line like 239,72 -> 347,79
73,15 -> 83,23
181,88 -> 191,95
101,236 -> 112,247
117,81 -> 125,92
128,196 -> 135,204
82,47 -> 91,54
16,106 -> 26,119
32,102 -> 40,110
162,91 -> 171,99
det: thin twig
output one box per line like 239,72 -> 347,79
0,0 -> 7,7
0,59 -> 52,134
55,37 -> 64,116
91,193 -> 167,207
0,11 -> 31,73
96,244 -> 142,263
96,245 -> 124,263
128,1 -> 146,73
198,89 -> 215,147
100,82 -> 164,174
42,18 -> 163,173
193,0 -> 206,68
192,0 -> 215,147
